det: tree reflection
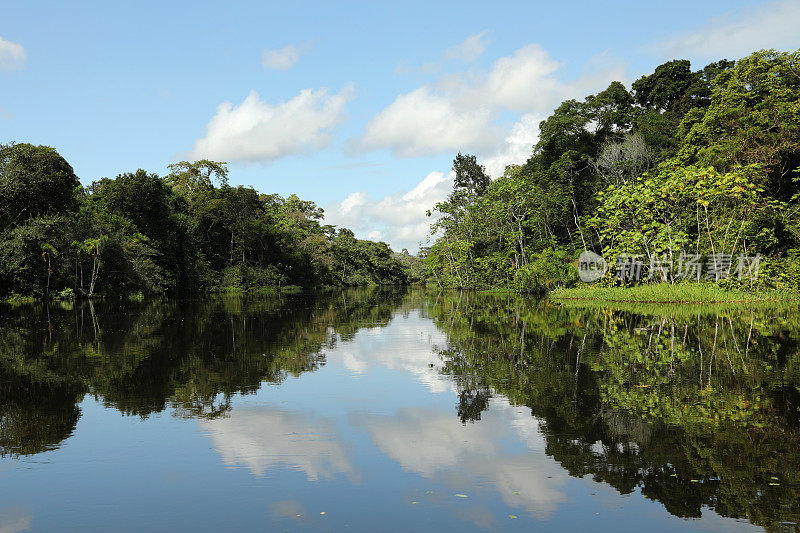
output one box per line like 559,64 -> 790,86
428,292 -> 800,531
4,288 -> 800,530
0,287 -> 409,455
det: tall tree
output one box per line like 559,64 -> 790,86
0,143 -> 80,229
452,153 -> 490,196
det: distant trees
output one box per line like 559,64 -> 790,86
0,146 -> 410,300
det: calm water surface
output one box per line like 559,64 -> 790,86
1,288 -> 798,531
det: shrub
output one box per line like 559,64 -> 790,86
514,248 -> 578,294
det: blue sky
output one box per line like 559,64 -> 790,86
2,0 -> 799,250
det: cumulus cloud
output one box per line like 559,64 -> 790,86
262,42 -> 309,71
356,88 -> 498,157
0,36 -> 26,71
324,170 -> 453,251
655,1 -> 800,60
482,44 -> 563,112
443,30 -> 490,62
481,112 -> 542,177
358,44 -> 624,158
188,87 -> 351,162
344,44 -> 628,250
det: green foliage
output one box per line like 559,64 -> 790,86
679,50 -> 800,199
589,162 -> 784,274
514,248 -> 577,293
0,216 -> 75,297
550,282 -> 794,304
452,152 -> 490,196
393,249 -> 426,284
426,291 -> 800,528
0,150 -> 409,300
0,143 -> 80,229
425,48 -> 800,295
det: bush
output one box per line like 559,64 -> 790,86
514,248 -> 578,294
56,288 -> 74,300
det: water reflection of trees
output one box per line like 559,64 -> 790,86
5,288 -> 800,530
0,287 -> 409,456
428,292 -> 800,532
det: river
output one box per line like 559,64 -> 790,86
0,288 -> 796,531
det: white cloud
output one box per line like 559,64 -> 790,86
357,87 -> 498,157
656,1 -> 800,60
481,112 -> 542,177
188,87 -> 352,162
0,36 -> 26,71
346,44 -> 628,250
262,42 -> 308,71
357,44 -> 624,159
395,31 -> 489,76
482,44 -> 563,112
444,30 -> 490,62
324,170 -> 453,251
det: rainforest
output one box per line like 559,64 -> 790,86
423,49 -> 800,297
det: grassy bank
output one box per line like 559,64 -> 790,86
548,283 -> 800,304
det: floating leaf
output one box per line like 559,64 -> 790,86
508,515 -> 517,519
455,494 -> 469,498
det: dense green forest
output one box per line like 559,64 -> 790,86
0,148 -> 414,300
5,48 -> 799,300
424,49 -> 800,293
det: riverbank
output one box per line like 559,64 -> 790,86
548,283 -> 800,304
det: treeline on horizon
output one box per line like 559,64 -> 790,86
423,49 -> 800,293
0,150 -> 418,300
